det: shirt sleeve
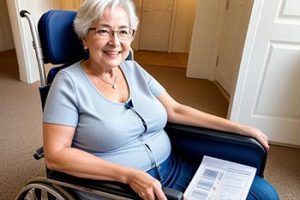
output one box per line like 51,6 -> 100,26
43,71 -> 79,127
134,61 -> 166,97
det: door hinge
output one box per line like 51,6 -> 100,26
216,56 -> 219,67
226,0 -> 230,11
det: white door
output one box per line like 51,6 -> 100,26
6,0 -> 53,83
139,0 -> 175,51
230,0 -> 300,145
215,0 -> 253,95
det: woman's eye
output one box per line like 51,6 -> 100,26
97,29 -> 110,35
119,30 -> 129,35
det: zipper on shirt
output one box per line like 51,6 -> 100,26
125,100 -> 148,133
125,100 -> 160,178
131,108 -> 148,133
139,135 -> 161,181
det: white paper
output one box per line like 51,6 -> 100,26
184,156 -> 256,200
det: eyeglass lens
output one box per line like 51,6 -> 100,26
89,27 -> 134,40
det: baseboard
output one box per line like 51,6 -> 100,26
0,45 -> 14,52
214,81 -> 230,102
270,141 -> 300,149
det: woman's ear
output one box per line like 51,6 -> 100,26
82,38 -> 88,50
131,30 -> 136,41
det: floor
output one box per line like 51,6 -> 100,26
134,50 -> 189,68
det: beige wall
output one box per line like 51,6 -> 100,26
0,0 -> 14,51
53,0 -> 81,10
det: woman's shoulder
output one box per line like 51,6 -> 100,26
122,60 -> 140,68
59,61 -> 82,75
122,60 -> 147,74
51,61 -> 84,86
55,61 -> 83,79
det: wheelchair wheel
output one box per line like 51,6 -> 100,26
15,178 -> 76,200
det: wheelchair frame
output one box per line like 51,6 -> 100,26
16,9 -> 267,200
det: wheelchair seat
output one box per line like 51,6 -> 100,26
17,9 -> 267,200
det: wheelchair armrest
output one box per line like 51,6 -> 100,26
47,170 -> 183,200
165,122 -> 267,177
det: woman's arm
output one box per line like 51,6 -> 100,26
157,92 -> 269,150
43,123 -> 167,200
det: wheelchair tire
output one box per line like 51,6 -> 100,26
15,178 -> 76,200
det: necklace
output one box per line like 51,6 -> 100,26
99,73 -> 118,89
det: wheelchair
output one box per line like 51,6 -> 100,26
16,10 -> 267,200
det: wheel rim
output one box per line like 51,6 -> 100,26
16,183 -> 66,200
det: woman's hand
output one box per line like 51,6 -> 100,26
125,168 -> 167,200
241,125 -> 270,150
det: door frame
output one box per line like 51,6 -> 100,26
215,0 -> 254,96
228,0 -> 262,120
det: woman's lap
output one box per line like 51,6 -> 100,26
147,154 -> 279,200
247,176 -> 279,200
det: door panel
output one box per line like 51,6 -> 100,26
216,0 -> 253,95
230,0 -> 300,145
139,0 -> 174,51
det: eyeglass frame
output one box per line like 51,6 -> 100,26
88,26 -> 135,40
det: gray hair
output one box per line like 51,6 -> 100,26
74,0 -> 139,39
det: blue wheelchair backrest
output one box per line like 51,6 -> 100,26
38,10 -> 86,65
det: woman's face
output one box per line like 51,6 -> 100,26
83,6 -> 133,69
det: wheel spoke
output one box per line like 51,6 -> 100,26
25,188 -> 40,200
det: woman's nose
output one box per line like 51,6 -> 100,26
108,32 -> 121,46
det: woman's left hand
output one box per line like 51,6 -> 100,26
241,125 -> 269,150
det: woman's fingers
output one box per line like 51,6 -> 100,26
242,125 -> 270,150
153,183 -> 168,200
126,169 -> 167,200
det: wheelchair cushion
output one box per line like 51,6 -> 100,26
38,10 -> 87,64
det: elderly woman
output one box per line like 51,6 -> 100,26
43,0 -> 279,199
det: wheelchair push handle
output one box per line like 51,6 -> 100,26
20,10 -> 30,17
19,10 -> 47,87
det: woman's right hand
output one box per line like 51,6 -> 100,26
125,168 -> 167,200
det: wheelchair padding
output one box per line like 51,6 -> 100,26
38,10 -> 87,64
165,123 -> 267,177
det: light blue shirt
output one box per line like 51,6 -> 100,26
43,60 -> 171,171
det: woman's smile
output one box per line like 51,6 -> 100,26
103,50 -> 121,58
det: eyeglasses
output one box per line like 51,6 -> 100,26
88,27 -> 135,40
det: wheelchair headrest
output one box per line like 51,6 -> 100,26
38,10 -> 87,64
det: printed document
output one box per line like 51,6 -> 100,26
184,156 -> 256,200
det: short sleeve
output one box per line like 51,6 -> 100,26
148,74 -> 166,97
133,62 -> 166,97
43,71 -> 79,127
